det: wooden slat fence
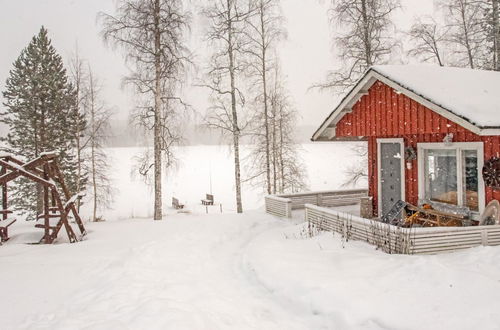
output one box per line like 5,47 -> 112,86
265,189 -> 368,218
265,195 -> 292,218
306,204 -> 500,255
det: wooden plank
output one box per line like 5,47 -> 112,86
417,104 -> 425,135
410,99 -> 418,134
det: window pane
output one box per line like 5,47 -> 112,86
424,149 -> 457,205
463,150 -> 479,211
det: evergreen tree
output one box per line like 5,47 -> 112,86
1,27 -> 86,219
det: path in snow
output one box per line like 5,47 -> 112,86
2,212 -> 327,330
3,210 -> 500,330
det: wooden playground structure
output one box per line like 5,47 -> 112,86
0,152 -> 86,244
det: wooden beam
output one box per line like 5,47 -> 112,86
0,160 -> 54,187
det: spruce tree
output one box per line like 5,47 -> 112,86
1,26 -> 86,219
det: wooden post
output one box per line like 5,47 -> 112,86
1,166 -> 6,221
316,193 -> 323,207
360,196 -> 374,219
481,230 -> 488,246
286,199 -> 292,218
43,164 -> 51,243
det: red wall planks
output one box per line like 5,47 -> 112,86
334,80 -> 500,216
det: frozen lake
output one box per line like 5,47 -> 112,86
79,142 -> 365,220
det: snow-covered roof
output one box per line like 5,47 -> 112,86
372,65 -> 500,128
313,65 -> 500,141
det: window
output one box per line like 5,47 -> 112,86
419,143 -> 484,213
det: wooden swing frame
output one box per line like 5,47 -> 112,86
0,152 -> 86,244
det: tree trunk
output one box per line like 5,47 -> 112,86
37,108 -> 47,216
271,101 -> 277,194
279,114 -> 284,193
153,0 -> 163,220
360,0 -> 372,66
259,1 -> 272,195
459,1 -> 475,68
227,0 -> 243,213
90,77 -> 97,222
33,114 -> 42,217
432,35 -> 444,66
493,0 -> 500,70
75,72 -> 82,212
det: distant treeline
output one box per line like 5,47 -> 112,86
106,121 -> 318,147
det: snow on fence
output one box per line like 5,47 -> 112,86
306,204 -> 500,255
265,189 -> 368,218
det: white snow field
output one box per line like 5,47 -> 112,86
79,143 -> 360,220
1,144 -> 500,330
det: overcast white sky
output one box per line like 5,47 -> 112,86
0,0 -> 435,128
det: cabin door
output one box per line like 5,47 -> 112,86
377,139 -> 405,217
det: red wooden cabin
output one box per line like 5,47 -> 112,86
312,65 -> 500,219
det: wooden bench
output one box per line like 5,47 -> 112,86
0,218 -> 16,242
172,197 -> 184,209
201,194 -> 214,206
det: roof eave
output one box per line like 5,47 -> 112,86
478,128 -> 500,136
311,69 -> 377,141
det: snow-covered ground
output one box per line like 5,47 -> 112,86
78,143 -> 363,220
2,212 -> 500,329
2,143 -> 500,329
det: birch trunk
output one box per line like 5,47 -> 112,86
493,0 -> 500,70
153,0 -> 163,220
70,51 -> 86,212
259,2 -> 272,195
360,0 -> 373,66
460,1 -> 475,68
89,73 -> 97,222
271,100 -> 277,194
278,114 -> 284,193
227,0 -> 243,213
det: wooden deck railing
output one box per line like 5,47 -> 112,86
265,188 -> 368,218
305,204 -> 500,255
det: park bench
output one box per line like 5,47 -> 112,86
172,197 -> 184,209
201,194 -> 214,206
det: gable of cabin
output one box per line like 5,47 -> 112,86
334,80 -> 473,138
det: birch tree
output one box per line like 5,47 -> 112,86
247,64 -> 306,194
440,0 -> 488,69
202,0 -> 253,213
69,50 -> 89,212
245,0 -> 284,195
315,0 -> 400,91
407,17 -> 449,66
492,0 -> 500,70
480,0 -> 500,70
83,66 -> 114,222
268,66 -> 306,193
100,0 -> 191,220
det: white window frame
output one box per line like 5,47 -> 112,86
377,138 -> 406,217
417,142 -> 485,214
